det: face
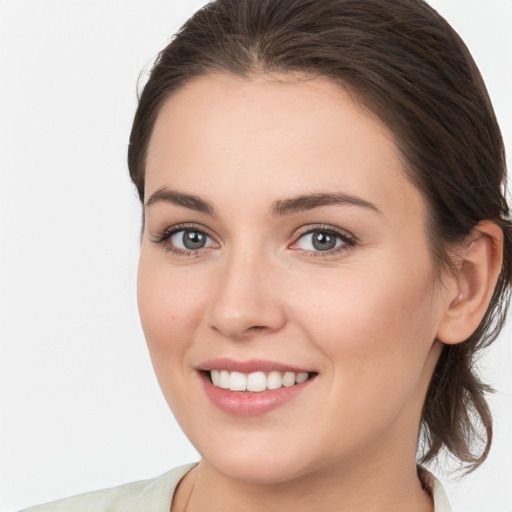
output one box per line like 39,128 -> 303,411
138,74 -> 450,484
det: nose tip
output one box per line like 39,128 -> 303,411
206,257 -> 286,340
210,313 -> 273,339
208,296 -> 286,340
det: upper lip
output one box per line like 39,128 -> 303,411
196,358 -> 314,374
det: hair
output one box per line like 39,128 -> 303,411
128,0 -> 511,471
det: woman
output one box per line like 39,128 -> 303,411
16,0 -> 511,510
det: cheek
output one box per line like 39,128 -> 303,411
284,255 -> 441,452
136,250 -> 214,423
137,250 -> 204,365
292,252 -> 440,389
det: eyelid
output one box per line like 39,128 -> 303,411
150,222 -> 356,258
150,222 -> 219,255
293,223 -> 355,239
290,224 -> 357,255
151,222 -> 210,240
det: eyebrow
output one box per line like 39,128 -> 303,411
145,187 -> 380,216
145,187 -> 215,215
271,192 -> 381,216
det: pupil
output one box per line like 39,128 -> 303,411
312,232 -> 336,251
183,231 -> 206,249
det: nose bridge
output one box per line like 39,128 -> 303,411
207,239 -> 285,339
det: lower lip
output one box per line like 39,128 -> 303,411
199,372 -> 315,416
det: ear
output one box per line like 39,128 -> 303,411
436,221 -> 503,345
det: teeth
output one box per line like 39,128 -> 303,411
282,371 -> 296,387
219,370 -> 230,389
209,370 -> 310,392
229,371 -> 247,391
247,371 -> 267,392
267,370 -> 282,390
295,372 -> 308,384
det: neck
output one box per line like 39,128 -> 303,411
176,448 -> 433,512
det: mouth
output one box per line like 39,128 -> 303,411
206,369 -> 313,392
196,359 -> 318,416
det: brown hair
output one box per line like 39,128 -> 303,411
128,0 -> 512,471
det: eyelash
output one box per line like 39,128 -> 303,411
151,223 -> 357,258
151,223 -> 216,257
292,224 -> 356,258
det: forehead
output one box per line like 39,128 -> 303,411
145,73 -> 425,221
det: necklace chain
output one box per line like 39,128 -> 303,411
182,465 -> 199,512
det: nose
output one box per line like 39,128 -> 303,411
205,247 -> 287,340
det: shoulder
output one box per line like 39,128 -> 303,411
418,467 -> 453,512
19,463 -> 197,512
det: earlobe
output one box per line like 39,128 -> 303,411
437,221 -> 503,345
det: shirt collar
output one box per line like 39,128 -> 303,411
419,467 -> 452,512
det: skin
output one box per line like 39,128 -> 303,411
137,73 -> 500,512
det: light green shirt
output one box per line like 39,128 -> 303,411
20,463 -> 452,511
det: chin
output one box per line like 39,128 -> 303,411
203,448 -> 314,485
186,423 -> 333,485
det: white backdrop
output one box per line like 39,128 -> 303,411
0,1 -> 511,510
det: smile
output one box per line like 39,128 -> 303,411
197,359 -> 317,416
209,370 -> 310,392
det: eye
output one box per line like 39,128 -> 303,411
292,226 -> 355,255
152,225 -> 218,255
170,229 -> 215,250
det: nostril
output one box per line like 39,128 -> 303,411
248,326 -> 266,331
